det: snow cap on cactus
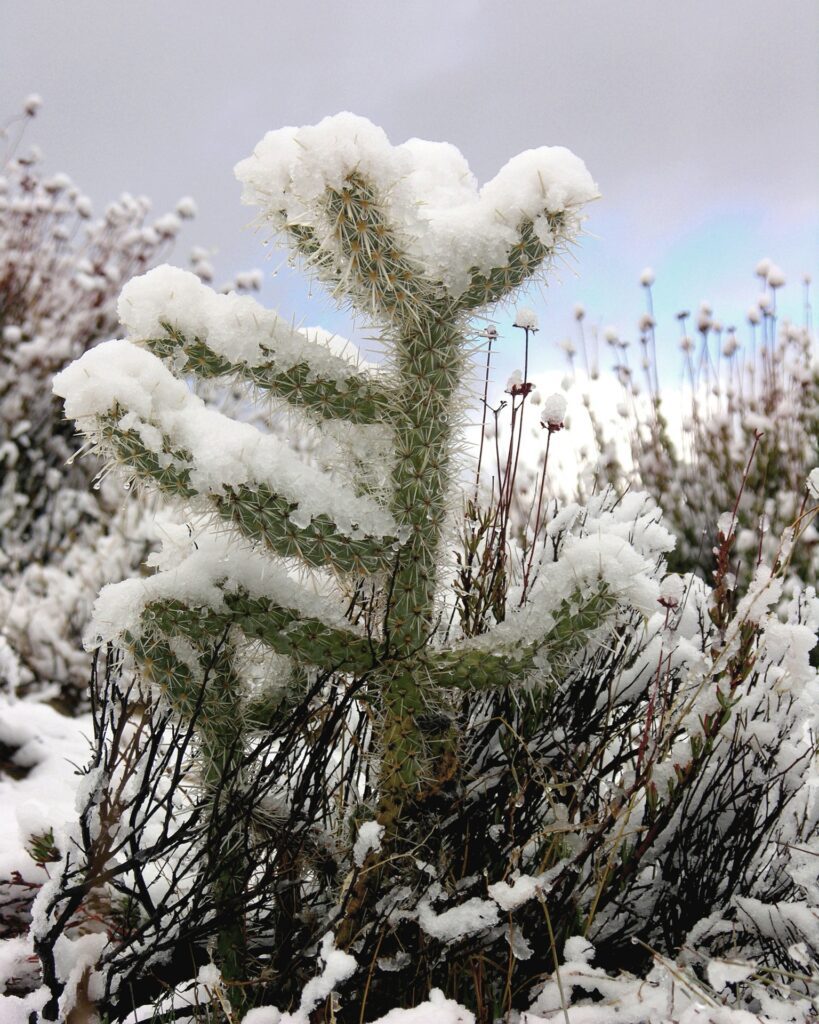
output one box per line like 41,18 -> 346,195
235,112 -> 598,301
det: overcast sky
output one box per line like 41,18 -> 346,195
3,0 -> 817,381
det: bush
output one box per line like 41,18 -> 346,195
0,98 -> 258,708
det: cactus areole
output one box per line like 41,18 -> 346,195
54,114 -> 598,836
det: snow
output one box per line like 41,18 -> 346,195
514,307 -> 540,330
244,933 -> 357,1024
659,574 -> 685,608
487,872 -> 551,912
175,196 -> 197,219
353,820 -> 385,867
197,962 -> 222,987
563,936 -> 595,964
119,265 -> 365,382
706,959 -> 756,992
52,338 -> 398,540
88,528 -> 361,647
23,94 -> 42,116
417,897 -> 500,943
236,113 -> 598,301
366,988 -> 476,1023
540,393 -> 567,428
0,699 -> 92,884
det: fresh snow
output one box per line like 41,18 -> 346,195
53,339 -> 397,540
236,112 -> 598,300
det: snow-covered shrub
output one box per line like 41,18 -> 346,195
0,99 -> 257,707
22,115 -> 818,1023
562,266 -> 818,596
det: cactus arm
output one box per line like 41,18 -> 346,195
454,218 -> 562,312
139,593 -> 375,676
144,321 -> 392,426
54,340 -> 401,574
127,628 -> 250,981
97,533 -> 378,679
120,266 -> 393,418
425,586 -> 620,690
97,417 -> 399,574
322,174 -> 436,320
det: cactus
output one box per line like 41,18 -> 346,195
54,114 -> 628,968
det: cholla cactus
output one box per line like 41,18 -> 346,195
56,113 -> 600,808
51,116 -> 652,991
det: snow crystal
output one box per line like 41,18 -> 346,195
235,113 -> 598,301
353,820 -> 385,867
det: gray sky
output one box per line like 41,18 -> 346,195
3,0 -> 817,378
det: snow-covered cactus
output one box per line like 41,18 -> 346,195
54,114 -> 601,863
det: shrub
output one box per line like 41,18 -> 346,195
0,98 -> 257,707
